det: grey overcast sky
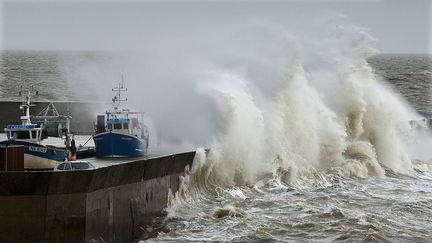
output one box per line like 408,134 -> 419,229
0,0 -> 431,54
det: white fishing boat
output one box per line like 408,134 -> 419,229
0,86 -> 71,169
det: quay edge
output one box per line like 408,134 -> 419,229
0,151 -> 195,243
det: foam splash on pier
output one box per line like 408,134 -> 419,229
171,21 -> 432,195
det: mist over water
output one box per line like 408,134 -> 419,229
53,17 -> 426,161
1,12 -> 432,241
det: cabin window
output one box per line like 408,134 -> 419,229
114,123 -> 122,129
11,131 -> 31,139
31,131 -> 37,139
123,123 -> 129,129
108,124 -> 113,130
57,163 -> 66,170
131,118 -> 139,129
65,163 -> 72,170
42,129 -> 48,139
72,163 -> 92,170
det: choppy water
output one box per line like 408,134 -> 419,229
1,51 -> 432,242
0,50 -> 114,102
157,168 -> 432,242
368,54 -> 432,117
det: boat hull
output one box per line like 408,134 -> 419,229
0,140 -> 68,169
93,131 -> 147,157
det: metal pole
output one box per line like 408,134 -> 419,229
5,145 -> 7,171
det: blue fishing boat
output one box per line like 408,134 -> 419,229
0,87 -> 69,169
93,78 -> 149,157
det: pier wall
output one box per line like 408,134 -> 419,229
0,151 -> 195,243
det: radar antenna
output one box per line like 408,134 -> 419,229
111,74 -> 128,111
18,85 -> 39,125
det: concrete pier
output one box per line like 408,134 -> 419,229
0,151 -> 195,242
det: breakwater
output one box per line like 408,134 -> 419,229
0,151 -> 195,242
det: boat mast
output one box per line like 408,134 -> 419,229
19,85 -> 38,125
111,74 -> 128,112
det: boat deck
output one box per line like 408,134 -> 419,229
0,134 -> 166,169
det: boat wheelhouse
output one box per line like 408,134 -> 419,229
5,124 -> 46,141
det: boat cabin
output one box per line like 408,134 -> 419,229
5,124 -> 47,141
107,117 -> 129,132
104,116 -> 146,139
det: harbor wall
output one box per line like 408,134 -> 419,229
0,101 -> 101,134
0,151 -> 195,243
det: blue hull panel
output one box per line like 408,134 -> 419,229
93,132 -> 147,157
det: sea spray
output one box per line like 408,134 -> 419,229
270,55 -> 353,183
198,72 -> 266,186
410,125 -> 432,163
213,205 -> 246,218
175,50 -> 419,197
166,148 -> 214,219
270,59 -> 321,181
201,29 -> 419,185
336,65 -> 386,177
355,60 -> 414,173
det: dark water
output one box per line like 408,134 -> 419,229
1,51 -> 432,242
0,50 -> 114,102
368,54 -> 432,117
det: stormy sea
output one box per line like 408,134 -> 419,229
1,49 -> 432,242
148,54 -> 432,242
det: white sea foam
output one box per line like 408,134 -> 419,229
181,21 -> 429,188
